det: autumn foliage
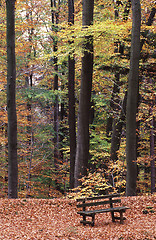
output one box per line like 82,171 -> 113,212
0,0 -> 155,197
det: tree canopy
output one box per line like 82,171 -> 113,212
0,0 -> 155,198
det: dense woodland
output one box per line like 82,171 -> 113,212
0,0 -> 155,199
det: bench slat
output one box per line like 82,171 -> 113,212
76,193 -> 120,202
78,206 -> 129,216
77,198 -> 121,208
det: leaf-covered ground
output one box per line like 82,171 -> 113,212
0,194 -> 155,239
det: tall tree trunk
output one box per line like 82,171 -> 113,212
123,0 -> 131,21
109,72 -> 120,159
25,74 -> 33,197
146,7 -> 156,26
25,4 -> 34,197
74,0 -> 94,188
106,73 -> 120,140
108,0 -> 131,156
150,116 -> 155,194
111,92 -> 127,161
51,0 -> 59,188
68,0 -> 76,189
149,78 -> 155,193
126,0 -> 141,196
6,0 -> 18,198
147,7 -> 155,194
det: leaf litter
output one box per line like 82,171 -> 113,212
0,194 -> 155,239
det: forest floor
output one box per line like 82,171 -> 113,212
0,194 -> 155,240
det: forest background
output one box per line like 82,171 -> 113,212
0,0 -> 155,199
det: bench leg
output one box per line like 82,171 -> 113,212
91,214 -> 95,226
120,211 -> 124,224
83,215 -> 86,224
111,212 -> 115,222
80,214 -> 95,226
111,211 -> 124,223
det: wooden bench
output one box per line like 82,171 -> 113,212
76,193 -> 129,226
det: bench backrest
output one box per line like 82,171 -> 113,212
77,194 -> 121,210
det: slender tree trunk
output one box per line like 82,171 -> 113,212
25,74 -> 33,197
150,116 -> 155,193
147,8 -> 155,194
149,78 -> 155,193
146,7 -> 156,26
146,8 -> 155,194
126,0 -> 141,196
106,74 -> 120,139
68,56 -> 76,189
51,0 -> 59,187
6,0 -> 18,198
111,92 -> 127,161
110,72 -> 120,158
108,0 -> 131,155
74,0 -> 94,188
123,0 -> 131,21
25,4 -> 34,197
68,0 -> 76,189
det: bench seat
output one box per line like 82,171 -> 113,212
78,206 -> 129,216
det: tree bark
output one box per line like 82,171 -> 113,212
6,0 -> 18,198
146,7 -> 156,26
149,78 -> 155,193
25,5 -> 34,197
111,92 -> 127,161
108,0 -> 131,157
106,73 -> 120,139
123,0 -> 131,21
74,0 -> 94,188
150,116 -> 155,194
126,0 -> 141,196
25,74 -> 33,197
51,0 -> 59,187
68,0 -> 76,189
